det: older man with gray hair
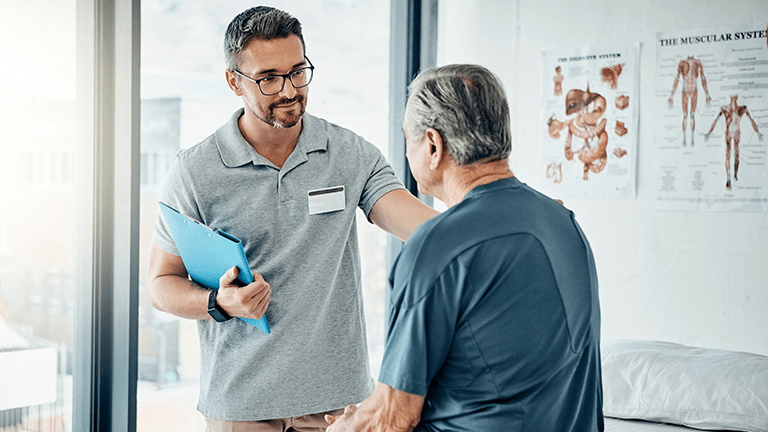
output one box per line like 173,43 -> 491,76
326,64 -> 604,431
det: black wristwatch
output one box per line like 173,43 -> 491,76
207,289 -> 231,322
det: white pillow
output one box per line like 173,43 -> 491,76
601,339 -> 768,432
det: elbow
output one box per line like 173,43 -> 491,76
146,277 -> 165,312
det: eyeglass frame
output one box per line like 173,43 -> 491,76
232,56 -> 315,96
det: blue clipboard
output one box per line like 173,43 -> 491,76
159,201 -> 270,334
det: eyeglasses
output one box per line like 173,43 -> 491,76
233,57 -> 315,96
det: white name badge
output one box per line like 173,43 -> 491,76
308,185 -> 346,215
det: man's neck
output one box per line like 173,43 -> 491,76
238,112 -> 303,168
438,159 -> 514,207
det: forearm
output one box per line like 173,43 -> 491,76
147,241 -> 271,321
148,273 -> 211,320
747,112 -> 761,134
369,189 -> 439,242
707,118 -> 719,134
147,241 -> 212,320
669,74 -> 680,97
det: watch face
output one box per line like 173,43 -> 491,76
208,307 -> 229,323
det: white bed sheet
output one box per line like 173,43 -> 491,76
605,418 -> 703,432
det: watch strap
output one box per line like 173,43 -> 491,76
207,289 -> 231,322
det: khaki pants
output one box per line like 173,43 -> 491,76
205,409 -> 344,432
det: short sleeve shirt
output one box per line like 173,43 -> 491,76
379,177 -> 603,432
153,109 -> 404,420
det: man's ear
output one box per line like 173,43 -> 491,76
225,70 -> 244,97
424,128 -> 444,170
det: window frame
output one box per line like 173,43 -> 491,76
387,0 -> 438,265
74,0 -> 140,431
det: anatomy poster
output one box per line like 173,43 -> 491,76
541,44 -> 640,199
655,25 -> 768,212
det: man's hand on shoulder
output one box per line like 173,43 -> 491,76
217,266 -> 271,320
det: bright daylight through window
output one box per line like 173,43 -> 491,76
1,1 -> 77,431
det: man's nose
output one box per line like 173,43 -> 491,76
278,77 -> 298,99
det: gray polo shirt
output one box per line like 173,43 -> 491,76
153,108 -> 404,420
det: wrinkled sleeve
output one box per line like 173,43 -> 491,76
356,138 -> 404,217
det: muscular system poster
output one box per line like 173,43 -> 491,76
655,25 -> 768,212
541,44 -> 640,199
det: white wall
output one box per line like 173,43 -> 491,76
437,0 -> 768,356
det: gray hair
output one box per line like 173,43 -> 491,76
404,64 -> 512,165
224,6 -> 305,71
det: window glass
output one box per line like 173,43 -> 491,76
138,1 -> 390,429
0,1 -> 77,430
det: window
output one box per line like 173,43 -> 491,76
0,1 -> 78,430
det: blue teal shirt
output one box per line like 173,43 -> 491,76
379,177 -> 603,431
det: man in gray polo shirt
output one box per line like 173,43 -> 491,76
146,6 -> 437,432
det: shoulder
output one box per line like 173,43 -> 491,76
159,133 -> 217,196
169,133 -> 219,172
304,113 -> 375,150
391,180 -> 574,305
305,113 -> 358,138
393,179 -> 571,284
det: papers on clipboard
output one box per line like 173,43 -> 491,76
158,201 -> 270,334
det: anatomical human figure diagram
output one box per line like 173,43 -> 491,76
547,86 -> 608,180
705,95 -> 764,190
668,56 -> 711,146
553,66 -> 564,96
